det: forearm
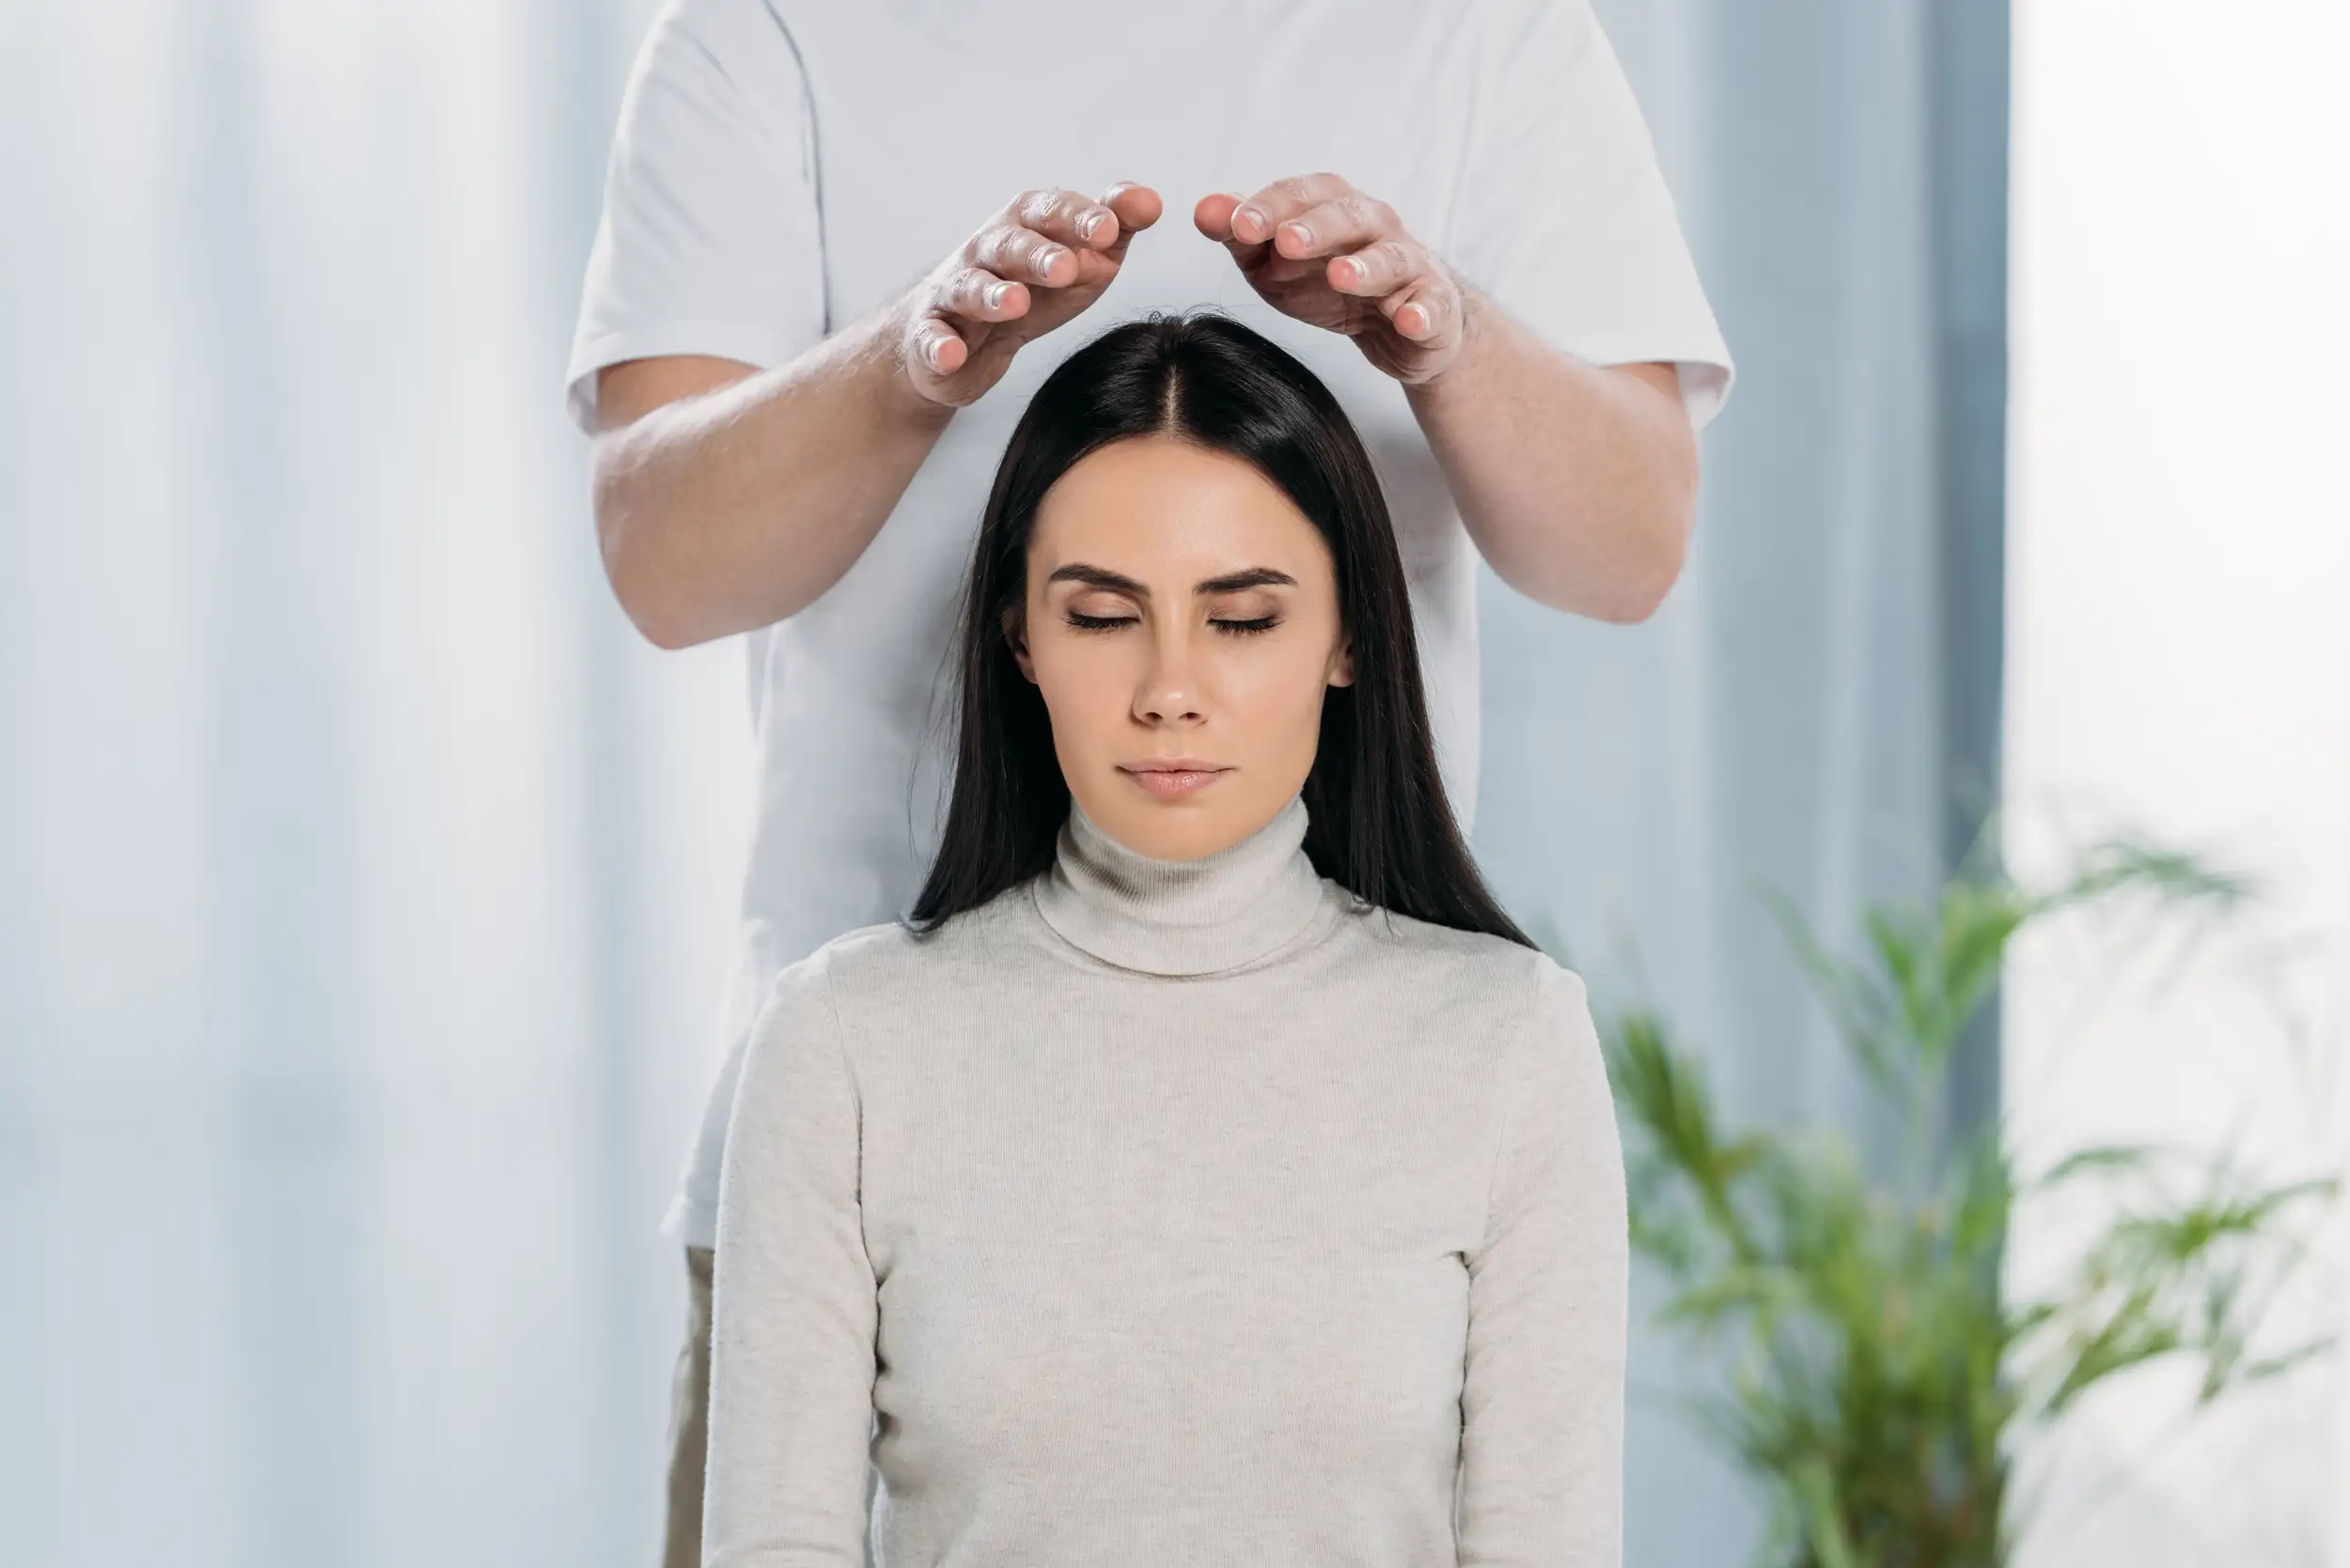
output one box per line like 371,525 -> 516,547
1403,285 -> 1699,623
591,292 -> 956,651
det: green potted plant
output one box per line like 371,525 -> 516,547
1586,831 -> 2339,1568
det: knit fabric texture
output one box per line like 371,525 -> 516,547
704,789 -> 1629,1568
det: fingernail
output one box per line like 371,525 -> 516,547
1235,205 -> 1261,237
1035,246 -> 1062,275
1078,212 -> 1102,240
1343,258 -> 1367,286
985,281 -> 1010,309
1284,221 -> 1312,248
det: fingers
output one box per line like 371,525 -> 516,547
1097,180 -> 1164,261
1328,235 -> 1428,298
1249,185 -> 1433,306
1377,274 -> 1450,340
942,264 -> 1026,322
973,220 -> 1079,290
1269,191 -> 1399,269
1009,186 -> 1112,252
907,181 -> 1159,384
1199,173 -> 1449,336
909,262 -> 1023,371
1221,172 -> 1355,249
908,314 -> 969,376
1194,189 -> 1274,262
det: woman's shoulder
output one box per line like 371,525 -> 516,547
1337,900 -> 1595,1038
1342,899 -> 1568,976
769,880 -> 1040,1003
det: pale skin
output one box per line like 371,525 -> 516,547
1007,432 -> 1355,862
591,176 -> 1700,651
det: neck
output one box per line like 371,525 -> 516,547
1031,792 -> 1328,976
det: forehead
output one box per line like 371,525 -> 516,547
1028,435 -> 1325,572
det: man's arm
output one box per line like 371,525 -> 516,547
1198,181 -> 1714,627
590,295 -> 950,652
588,183 -> 1159,651
1402,288 -> 1697,625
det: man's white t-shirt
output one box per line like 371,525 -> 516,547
567,0 -> 1734,1249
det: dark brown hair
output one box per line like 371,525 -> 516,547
903,307 -> 1530,950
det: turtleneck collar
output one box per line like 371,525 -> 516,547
1030,791 -> 1330,977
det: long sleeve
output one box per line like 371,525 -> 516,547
704,951 -> 877,1568
1456,959 -> 1631,1567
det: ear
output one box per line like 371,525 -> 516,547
1327,633 -> 1355,689
1001,604 -> 1037,684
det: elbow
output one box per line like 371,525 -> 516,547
1602,517 -> 1687,624
592,463 -> 701,652
1598,448 -> 1700,625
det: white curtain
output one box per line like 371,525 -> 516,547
0,1 -> 2000,1564
4,3 -> 745,1562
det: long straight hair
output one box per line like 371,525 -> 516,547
904,307 -> 1531,950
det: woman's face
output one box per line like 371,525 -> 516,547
1007,432 -> 1354,861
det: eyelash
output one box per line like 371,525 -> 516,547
1065,611 -> 1280,637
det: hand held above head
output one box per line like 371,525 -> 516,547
1193,176 -> 1469,385
898,181 -> 1165,408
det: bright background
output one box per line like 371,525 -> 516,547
2,1 -> 2342,1564
2003,3 -> 2350,1563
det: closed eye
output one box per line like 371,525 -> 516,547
1065,610 -> 1136,632
1063,611 -> 1282,636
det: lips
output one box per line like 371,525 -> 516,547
1120,760 -> 1231,800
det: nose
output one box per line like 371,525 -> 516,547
1134,623 -> 1205,725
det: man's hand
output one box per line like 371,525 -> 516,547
901,182 -> 1164,407
1195,174 -> 1465,385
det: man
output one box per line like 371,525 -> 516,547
564,1 -> 1733,1561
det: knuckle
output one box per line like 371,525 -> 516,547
1030,188 -> 1073,227
979,226 -> 1025,268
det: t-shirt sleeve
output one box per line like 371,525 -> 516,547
1447,0 -> 1734,431
1457,956 -> 1630,1567
563,0 -> 827,435
704,949 -> 876,1566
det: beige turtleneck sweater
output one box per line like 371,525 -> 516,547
703,790 -> 1628,1568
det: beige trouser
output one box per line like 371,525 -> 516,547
664,1244 -> 715,1568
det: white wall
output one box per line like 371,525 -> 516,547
2005,3 -> 2350,1564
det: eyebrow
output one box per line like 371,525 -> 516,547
1043,562 -> 1299,597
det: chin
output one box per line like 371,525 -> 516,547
1115,789 -> 1275,861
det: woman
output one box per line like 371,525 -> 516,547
701,308 -> 1628,1567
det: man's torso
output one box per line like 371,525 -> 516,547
738,0 -> 1500,990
